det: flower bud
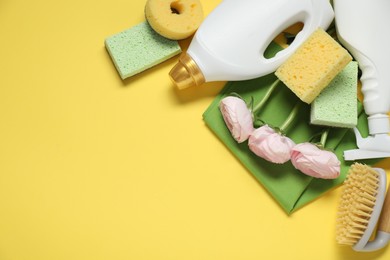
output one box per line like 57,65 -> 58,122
248,125 -> 295,164
290,142 -> 340,179
219,96 -> 254,143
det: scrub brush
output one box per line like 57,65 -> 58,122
336,163 -> 390,251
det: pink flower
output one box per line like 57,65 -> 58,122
248,125 -> 296,164
219,96 -> 254,143
290,143 -> 340,179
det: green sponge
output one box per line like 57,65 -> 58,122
310,61 -> 358,128
105,21 -> 181,79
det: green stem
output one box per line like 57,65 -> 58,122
252,79 -> 280,114
279,102 -> 301,132
320,128 -> 330,147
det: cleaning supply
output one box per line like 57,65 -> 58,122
275,28 -> 352,104
105,21 -> 181,80
334,0 -> 390,160
169,0 -> 334,90
310,61 -> 358,128
145,0 -> 204,40
336,163 -> 390,252
202,43 -> 374,214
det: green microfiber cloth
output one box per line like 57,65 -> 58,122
311,61 -> 358,128
203,42 -> 379,214
105,21 -> 181,79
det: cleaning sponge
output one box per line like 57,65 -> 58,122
310,61 -> 358,128
145,0 -> 203,40
275,28 -> 352,104
105,21 -> 181,79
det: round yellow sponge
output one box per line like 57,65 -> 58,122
145,0 -> 203,40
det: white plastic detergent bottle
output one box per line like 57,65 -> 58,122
334,0 -> 390,161
169,0 -> 334,89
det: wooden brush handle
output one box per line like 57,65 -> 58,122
378,188 -> 390,233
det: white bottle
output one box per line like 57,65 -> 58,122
169,0 -> 334,89
334,0 -> 390,160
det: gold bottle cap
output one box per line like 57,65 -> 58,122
169,53 -> 205,90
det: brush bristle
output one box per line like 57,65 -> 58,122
336,163 -> 380,245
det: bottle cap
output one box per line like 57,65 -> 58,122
169,53 -> 205,90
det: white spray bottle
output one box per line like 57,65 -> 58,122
169,0 -> 334,90
334,0 -> 390,160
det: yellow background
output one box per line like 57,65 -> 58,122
0,0 -> 389,259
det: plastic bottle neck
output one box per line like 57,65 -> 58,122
169,53 -> 205,90
368,114 -> 390,135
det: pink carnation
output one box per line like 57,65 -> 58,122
248,125 -> 295,164
290,143 -> 340,179
219,96 -> 254,143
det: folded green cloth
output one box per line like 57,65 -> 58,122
202,43 -> 377,214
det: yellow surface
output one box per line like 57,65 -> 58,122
0,1 -> 389,259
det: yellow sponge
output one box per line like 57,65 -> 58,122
145,0 -> 203,40
275,28 -> 352,104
